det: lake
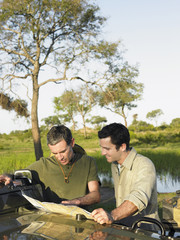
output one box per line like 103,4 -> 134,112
157,173 -> 180,193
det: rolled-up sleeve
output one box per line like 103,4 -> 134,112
112,149 -> 157,214
124,158 -> 156,212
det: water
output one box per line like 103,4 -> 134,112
99,173 -> 180,193
157,173 -> 180,193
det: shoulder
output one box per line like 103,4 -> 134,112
125,148 -> 155,171
73,144 -> 86,154
133,153 -> 156,173
136,153 -> 154,165
77,153 -> 96,162
27,156 -> 57,169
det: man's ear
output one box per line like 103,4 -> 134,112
71,138 -> 75,148
121,143 -> 127,152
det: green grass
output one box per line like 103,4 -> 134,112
1,129 -> 180,177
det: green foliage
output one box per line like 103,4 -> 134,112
1,127 -> 180,182
88,115 -> 107,130
54,86 -> 98,136
129,120 -> 154,132
146,109 -> 163,126
96,65 -> 143,126
53,90 -> 78,130
130,129 -> 180,146
41,116 -> 61,129
170,118 -> 180,127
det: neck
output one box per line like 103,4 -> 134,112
117,150 -> 130,165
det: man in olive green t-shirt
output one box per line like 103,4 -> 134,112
0,125 -> 100,207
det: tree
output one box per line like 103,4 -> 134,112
132,114 -> 138,124
53,90 -> 78,131
96,63 -> 143,127
74,86 -> 97,137
129,120 -> 154,132
88,115 -> 107,130
41,115 -> 61,129
0,0 -> 108,159
146,109 -> 163,126
54,86 -> 97,138
170,118 -> 180,128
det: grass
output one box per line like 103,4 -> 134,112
1,129 -> 180,180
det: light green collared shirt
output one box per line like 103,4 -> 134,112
111,148 -> 159,222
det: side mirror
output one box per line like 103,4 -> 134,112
14,170 -> 32,184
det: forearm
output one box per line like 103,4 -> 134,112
92,200 -> 138,225
111,200 -> 138,221
62,190 -> 100,206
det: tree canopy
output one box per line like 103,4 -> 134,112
146,109 -> 163,126
96,64 -> 143,127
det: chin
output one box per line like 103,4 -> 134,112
106,158 -> 112,162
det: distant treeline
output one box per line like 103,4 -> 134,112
1,119 -> 180,147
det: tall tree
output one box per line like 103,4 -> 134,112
73,86 -> 97,138
0,0 -> 107,159
97,63 -> 143,127
54,86 -> 97,138
146,109 -> 163,126
53,90 -> 78,131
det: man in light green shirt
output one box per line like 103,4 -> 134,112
92,123 -> 159,229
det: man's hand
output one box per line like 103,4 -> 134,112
61,180 -> 100,206
61,199 -> 81,205
91,208 -> 114,225
0,175 -> 11,186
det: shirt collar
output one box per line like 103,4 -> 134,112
112,147 -> 137,170
121,147 -> 137,170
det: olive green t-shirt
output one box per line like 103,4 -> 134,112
27,153 -> 99,203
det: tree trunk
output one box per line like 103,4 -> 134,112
121,105 -> 127,127
31,77 -> 43,160
72,119 -> 76,132
82,115 -> 87,138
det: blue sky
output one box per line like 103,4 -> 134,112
1,0 -> 180,133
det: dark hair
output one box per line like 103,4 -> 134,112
98,123 -> 130,150
47,125 -> 72,145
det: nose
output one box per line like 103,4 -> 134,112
101,148 -> 106,156
56,152 -> 63,160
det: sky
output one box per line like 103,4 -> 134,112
1,0 -> 180,134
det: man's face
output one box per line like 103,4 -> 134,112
99,137 -> 123,164
48,139 -> 75,165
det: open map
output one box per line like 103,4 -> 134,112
22,191 -> 93,220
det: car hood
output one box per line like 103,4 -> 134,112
0,210 -> 169,240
